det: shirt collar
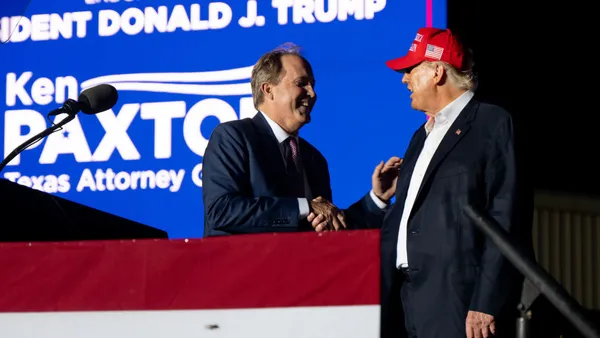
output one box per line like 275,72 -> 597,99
425,90 -> 474,133
260,111 -> 297,144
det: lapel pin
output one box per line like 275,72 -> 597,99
455,129 -> 461,135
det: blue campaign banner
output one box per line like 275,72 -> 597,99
0,0 -> 446,238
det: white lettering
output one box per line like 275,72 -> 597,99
98,4 -> 232,37
70,11 -> 93,38
31,77 -> 55,105
93,104 -> 140,162
0,16 -> 10,42
114,170 -> 131,190
3,109 -> 46,166
49,13 -> 74,40
3,172 -> 70,193
0,12 -> 92,43
144,6 -> 169,34
138,170 -> 156,189
7,16 -> 31,43
293,0 -> 316,24
77,168 -> 185,192
365,0 -> 386,19
338,0 -> 364,21
189,4 -> 208,30
98,10 -> 121,37
238,0 -> 265,28
169,169 -> 185,192
167,5 -> 191,32
56,174 -> 72,193
77,168 -> 97,192
273,0 -> 293,24
39,114 -> 93,164
140,101 -> 186,159
271,0 -> 386,24
155,169 -> 170,189
85,0 -> 138,4
191,163 -> 203,187
5,72 -> 78,107
31,14 -> 51,41
183,98 -> 238,157
314,0 -> 338,23
5,72 -> 33,106
3,172 -> 21,182
208,2 -> 232,29
3,96 -> 251,165
55,76 -> 78,103
120,7 -> 146,35
239,97 -> 257,119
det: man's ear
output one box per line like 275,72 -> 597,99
261,82 -> 274,100
433,63 -> 446,85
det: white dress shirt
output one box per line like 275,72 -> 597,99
260,112 -> 310,219
370,90 -> 475,268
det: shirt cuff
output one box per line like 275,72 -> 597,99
369,190 -> 389,209
298,198 -> 310,219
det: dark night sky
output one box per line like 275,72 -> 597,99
447,0 -> 598,197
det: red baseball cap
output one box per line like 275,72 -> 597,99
386,27 -> 466,72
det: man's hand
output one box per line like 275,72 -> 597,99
307,212 -> 327,232
307,197 -> 347,231
466,310 -> 495,338
372,156 -> 402,203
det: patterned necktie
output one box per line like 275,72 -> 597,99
285,137 -> 305,197
287,137 -> 301,174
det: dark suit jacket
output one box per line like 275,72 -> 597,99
202,112 -> 384,236
380,98 -> 533,338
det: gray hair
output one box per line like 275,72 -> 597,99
250,42 -> 309,109
423,50 -> 477,91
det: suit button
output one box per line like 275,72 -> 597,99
411,230 -> 419,234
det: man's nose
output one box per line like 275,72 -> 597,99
402,73 -> 409,84
306,84 -> 316,97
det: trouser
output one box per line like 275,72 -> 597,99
398,267 -> 516,338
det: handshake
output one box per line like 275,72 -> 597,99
305,156 -> 403,232
307,196 -> 346,232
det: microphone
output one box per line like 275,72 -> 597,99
48,84 -> 119,116
0,84 -> 119,174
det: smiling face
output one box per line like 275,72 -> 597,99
259,54 -> 317,135
268,54 -> 317,133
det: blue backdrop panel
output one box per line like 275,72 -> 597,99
0,0 -> 446,238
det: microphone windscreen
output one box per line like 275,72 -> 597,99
78,84 -> 118,114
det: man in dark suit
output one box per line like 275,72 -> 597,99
202,43 -> 401,236
375,27 -> 532,338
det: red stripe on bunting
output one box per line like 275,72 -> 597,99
0,230 -> 380,312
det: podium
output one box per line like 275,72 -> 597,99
0,179 -> 168,242
0,230 -> 381,338
0,179 -> 380,337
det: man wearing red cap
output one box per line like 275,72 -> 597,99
376,27 -> 530,338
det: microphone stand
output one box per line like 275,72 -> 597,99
0,100 -> 80,174
464,205 -> 600,338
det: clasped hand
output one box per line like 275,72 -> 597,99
305,156 -> 403,232
306,196 -> 346,232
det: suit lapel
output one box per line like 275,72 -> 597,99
396,128 -> 427,199
251,113 -> 288,192
299,139 -> 316,200
412,100 -> 479,208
